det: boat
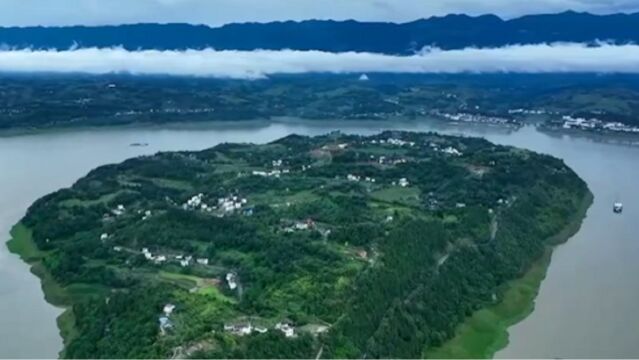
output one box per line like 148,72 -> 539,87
129,142 -> 149,147
613,202 -> 623,214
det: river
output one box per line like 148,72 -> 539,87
0,119 -> 637,358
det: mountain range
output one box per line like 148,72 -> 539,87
1,11 -> 639,54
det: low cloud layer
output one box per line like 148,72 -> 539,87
2,43 -> 639,78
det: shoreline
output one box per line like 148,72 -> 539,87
6,224 -> 73,358
425,190 -> 594,359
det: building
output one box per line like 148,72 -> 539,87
226,273 -> 238,290
224,322 -> 252,336
275,321 -> 296,338
163,303 -> 176,315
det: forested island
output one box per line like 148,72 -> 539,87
8,131 -> 591,358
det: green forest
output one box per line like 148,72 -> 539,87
10,131 -> 590,358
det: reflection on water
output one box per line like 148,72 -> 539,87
0,120 -> 637,358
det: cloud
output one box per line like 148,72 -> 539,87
1,43 -> 639,78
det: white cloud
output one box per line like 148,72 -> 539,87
1,43 -> 639,78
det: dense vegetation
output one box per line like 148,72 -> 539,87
2,73 -> 639,131
13,131 -> 589,358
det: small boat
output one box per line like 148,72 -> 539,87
129,142 -> 149,147
613,202 -> 623,214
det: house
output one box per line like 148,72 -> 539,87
113,246 -> 122,252
226,273 -> 238,290
196,258 -> 209,265
180,259 -> 190,267
442,147 -> 463,156
224,322 -> 252,336
398,178 -> 410,187
159,316 -> 173,333
142,248 -> 154,260
163,304 -> 176,315
112,204 -> 126,216
254,326 -> 268,334
275,322 -> 296,338
155,255 -> 167,263
294,222 -> 309,231
100,233 -> 109,241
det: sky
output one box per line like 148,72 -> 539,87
1,0 -> 639,27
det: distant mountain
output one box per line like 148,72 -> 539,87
2,11 -> 639,54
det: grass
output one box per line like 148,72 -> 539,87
57,309 -> 79,355
158,271 -> 200,289
59,191 -> 125,208
6,223 -> 43,262
424,190 -> 594,359
370,186 -> 421,206
147,177 -> 194,191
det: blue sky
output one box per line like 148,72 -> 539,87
1,0 -> 638,26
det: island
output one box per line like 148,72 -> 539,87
7,131 -> 592,358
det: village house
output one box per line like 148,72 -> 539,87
275,321 -> 296,338
224,322 -> 252,336
442,146 -> 463,156
196,258 -> 209,265
226,272 -> 238,290
163,303 -> 176,316
159,316 -> 173,334
112,204 -> 126,216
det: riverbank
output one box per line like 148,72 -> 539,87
425,190 -> 594,359
6,223 -> 74,358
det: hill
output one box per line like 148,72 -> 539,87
9,131 -> 591,358
1,11 -> 639,53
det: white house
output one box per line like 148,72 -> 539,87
196,258 -> 209,265
275,322 -> 295,338
163,303 -> 176,315
226,273 -> 238,290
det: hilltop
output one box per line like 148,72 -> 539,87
1,11 -> 639,53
